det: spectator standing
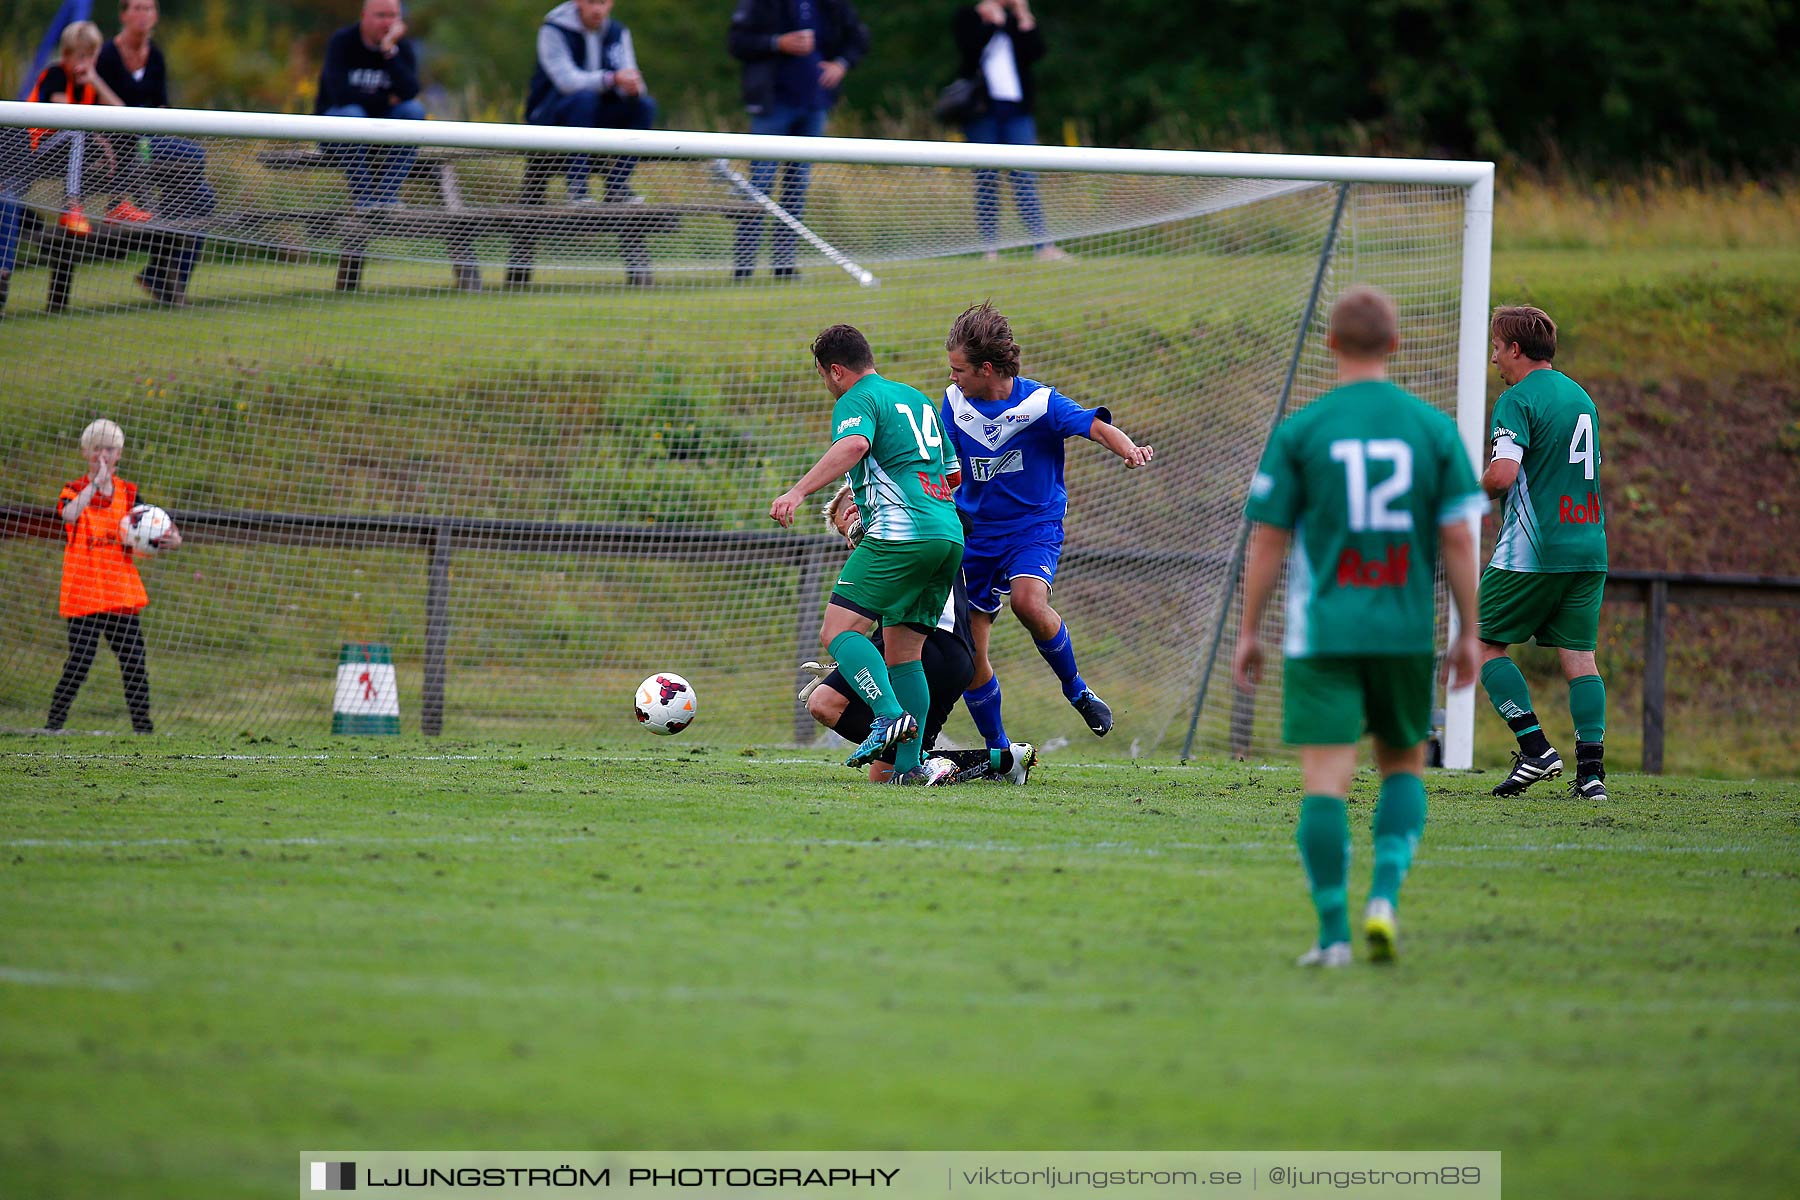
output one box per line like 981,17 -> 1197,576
952,0 -> 1065,260
728,0 -> 869,278
46,418 -> 182,736
96,0 -> 217,305
524,0 -> 656,203
315,0 -> 424,208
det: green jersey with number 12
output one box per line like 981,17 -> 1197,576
1246,380 -> 1488,658
1488,368 -> 1607,573
830,372 -> 964,543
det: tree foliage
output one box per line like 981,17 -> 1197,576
6,0 -> 1796,168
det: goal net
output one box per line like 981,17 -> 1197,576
0,104 -> 1490,759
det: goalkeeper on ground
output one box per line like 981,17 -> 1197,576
800,486 -> 1035,784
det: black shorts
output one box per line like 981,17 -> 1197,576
824,630 -> 974,761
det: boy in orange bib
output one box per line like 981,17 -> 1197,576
47,418 -> 181,734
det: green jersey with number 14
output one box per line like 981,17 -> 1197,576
830,372 -> 964,543
1245,380 -> 1488,658
1488,368 -> 1607,573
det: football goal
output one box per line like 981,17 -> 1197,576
0,102 -> 1492,763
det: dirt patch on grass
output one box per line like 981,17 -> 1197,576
1599,377 -> 1800,574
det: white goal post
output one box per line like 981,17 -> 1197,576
0,102 -> 1491,763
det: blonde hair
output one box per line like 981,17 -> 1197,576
80,418 -> 124,454
60,21 -> 104,57
824,482 -> 860,528
822,484 -> 863,544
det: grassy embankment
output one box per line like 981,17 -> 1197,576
1478,179 -> 1799,775
1,178 -> 1794,770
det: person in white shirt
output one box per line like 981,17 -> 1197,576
951,0 -> 1066,261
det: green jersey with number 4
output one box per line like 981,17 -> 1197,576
1246,380 -> 1488,658
830,373 -> 964,543
1488,368 -> 1607,573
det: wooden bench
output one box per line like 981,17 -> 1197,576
256,147 -> 760,290
17,197 -> 209,314
7,145 -> 762,312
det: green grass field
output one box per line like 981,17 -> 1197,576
2,738 -> 1797,1198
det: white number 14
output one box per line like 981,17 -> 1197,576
896,404 -> 943,460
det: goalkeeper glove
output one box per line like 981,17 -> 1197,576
797,660 -> 836,702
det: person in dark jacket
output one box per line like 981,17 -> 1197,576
315,0 -> 425,208
96,0 -> 215,306
525,0 -> 655,202
727,0 -> 869,278
953,0 -> 1065,260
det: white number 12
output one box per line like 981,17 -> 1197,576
1330,438 -> 1415,532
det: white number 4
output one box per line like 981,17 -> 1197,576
1330,438 -> 1414,532
896,404 -> 943,460
1568,413 -> 1596,480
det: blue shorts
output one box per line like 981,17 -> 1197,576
961,523 -> 1065,614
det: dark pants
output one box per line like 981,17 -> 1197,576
47,611 -> 153,734
527,90 -> 657,198
145,136 -> 219,217
322,100 -> 426,206
963,100 -> 1050,247
733,104 -> 828,272
0,191 -> 23,276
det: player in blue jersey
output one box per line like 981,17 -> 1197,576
940,302 -> 1154,765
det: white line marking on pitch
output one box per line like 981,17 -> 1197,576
0,965 -> 145,992
0,834 -> 1768,858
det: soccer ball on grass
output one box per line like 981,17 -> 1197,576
634,672 -> 697,735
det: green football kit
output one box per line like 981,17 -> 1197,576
828,372 -> 964,628
1479,367 -> 1608,650
1246,380 -> 1487,747
1247,377 -> 1487,957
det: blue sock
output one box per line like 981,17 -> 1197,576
1034,622 -> 1087,701
962,675 -> 1010,751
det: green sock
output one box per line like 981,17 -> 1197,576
1481,656 -> 1551,753
1297,795 -> 1351,947
827,631 -> 902,722
887,660 -> 929,774
1371,773 -> 1428,907
1569,674 -> 1606,743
